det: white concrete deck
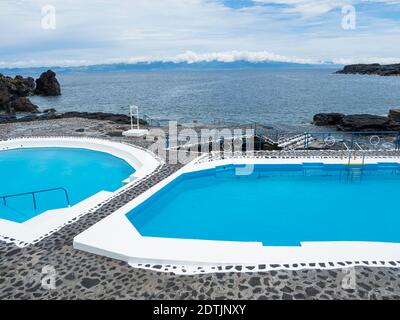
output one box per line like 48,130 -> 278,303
74,154 -> 400,273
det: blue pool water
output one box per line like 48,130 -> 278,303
0,147 -> 135,223
128,164 -> 400,246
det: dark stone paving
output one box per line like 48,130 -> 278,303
1,160 -> 400,300
1,119 -> 400,300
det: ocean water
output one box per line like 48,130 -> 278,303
30,69 -> 400,131
128,164 -> 400,246
0,147 -> 134,223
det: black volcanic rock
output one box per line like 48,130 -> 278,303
9,97 -> 39,113
0,79 -> 11,113
61,111 -> 147,125
313,110 -> 400,132
0,75 -> 37,113
35,70 -> 61,96
0,110 -> 148,125
8,75 -> 35,96
389,109 -> 400,122
0,114 -> 16,123
336,64 -> 400,76
337,114 -> 390,131
313,113 -> 345,126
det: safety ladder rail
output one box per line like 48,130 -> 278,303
0,187 -> 71,210
344,142 -> 365,182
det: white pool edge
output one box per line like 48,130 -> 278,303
0,136 -> 161,247
74,154 -> 400,274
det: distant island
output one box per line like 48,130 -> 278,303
0,60 -> 340,75
336,63 -> 400,76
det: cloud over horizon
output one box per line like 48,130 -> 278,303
0,0 -> 399,67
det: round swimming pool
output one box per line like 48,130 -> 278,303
0,147 -> 135,223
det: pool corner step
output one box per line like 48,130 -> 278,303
27,191 -> 114,225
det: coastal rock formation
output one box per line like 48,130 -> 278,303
0,70 -> 61,114
3,75 -> 35,97
0,75 -> 38,113
389,109 -> 400,122
61,111 -> 147,125
313,110 -> 400,132
9,97 -> 39,113
313,113 -> 345,126
0,110 -> 148,126
0,80 -> 11,113
34,70 -> 61,96
337,114 -> 390,131
0,71 -> 150,126
336,64 -> 400,76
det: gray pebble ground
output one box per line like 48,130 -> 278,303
1,118 -> 400,300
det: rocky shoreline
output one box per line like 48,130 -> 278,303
336,64 -> 400,76
313,109 -> 400,132
0,110 -> 148,126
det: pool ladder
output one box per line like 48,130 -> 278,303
344,144 -> 365,183
0,187 -> 71,211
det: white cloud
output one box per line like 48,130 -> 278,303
163,50 -> 319,64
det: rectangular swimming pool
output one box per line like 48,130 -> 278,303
127,163 -> 400,246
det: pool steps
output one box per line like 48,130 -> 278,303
0,191 -> 113,247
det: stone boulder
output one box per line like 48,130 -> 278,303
35,70 -> 61,96
389,109 -> 400,122
7,75 -> 35,97
337,114 -> 390,131
0,79 -> 11,112
9,97 -> 39,113
313,113 -> 345,126
0,75 -> 37,114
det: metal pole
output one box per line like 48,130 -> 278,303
63,189 -> 71,207
130,106 -> 134,130
136,106 -> 140,130
305,132 -> 309,149
351,133 -> 354,150
166,133 -> 170,149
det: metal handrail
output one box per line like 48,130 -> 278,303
142,114 -> 162,127
0,187 -> 71,210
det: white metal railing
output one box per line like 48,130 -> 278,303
193,149 -> 400,164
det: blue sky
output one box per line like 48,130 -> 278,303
0,0 -> 399,67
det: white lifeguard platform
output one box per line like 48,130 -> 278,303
122,105 -> 149,137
